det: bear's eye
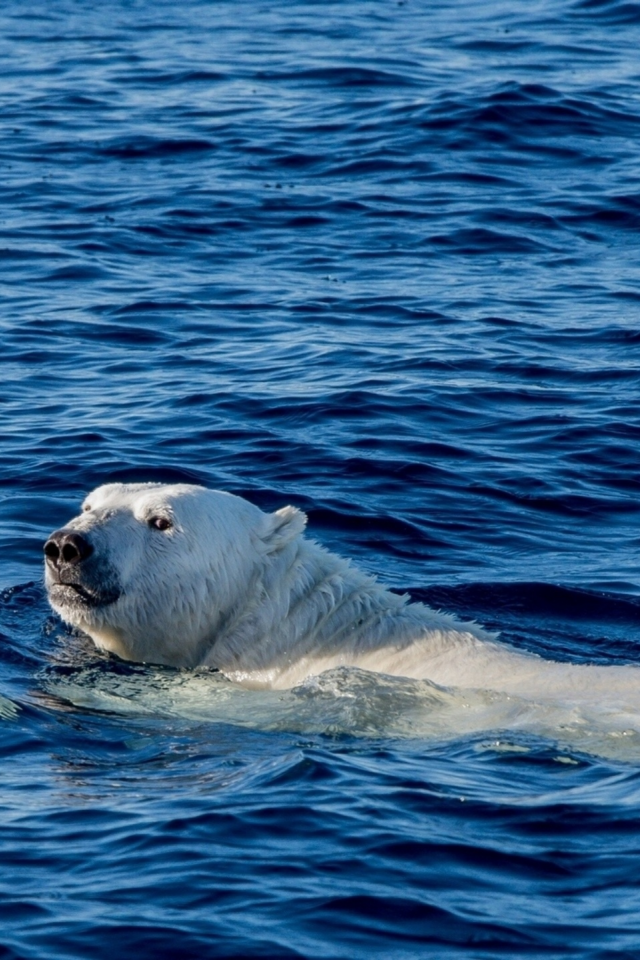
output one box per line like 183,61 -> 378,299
149,516 -> 172,531
83,504 -> 92,513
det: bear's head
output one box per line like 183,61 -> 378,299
43,482 -> 307,667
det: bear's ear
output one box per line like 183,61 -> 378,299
260,505 -> 307,553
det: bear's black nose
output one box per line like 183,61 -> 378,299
44,529 -> 94,567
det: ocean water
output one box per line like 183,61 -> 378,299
2,0 -> 640,956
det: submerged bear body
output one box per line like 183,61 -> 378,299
44,482 -> 639,700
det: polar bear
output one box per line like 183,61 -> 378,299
43,482 -> 639,700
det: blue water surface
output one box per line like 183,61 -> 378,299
2,0 -> 640,956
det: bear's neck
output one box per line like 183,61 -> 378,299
205,536 -> 424,684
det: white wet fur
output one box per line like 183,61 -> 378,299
45,483 -> 640,703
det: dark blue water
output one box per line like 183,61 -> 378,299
2,0 -> 640,956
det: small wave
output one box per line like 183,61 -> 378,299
422,82 -> 640,142
571,0 -> 640,23
425,227 -> 551,254
255,66 -> 416,87
99,137 -> 217,159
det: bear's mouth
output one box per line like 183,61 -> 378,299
48,580 -> 121,609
